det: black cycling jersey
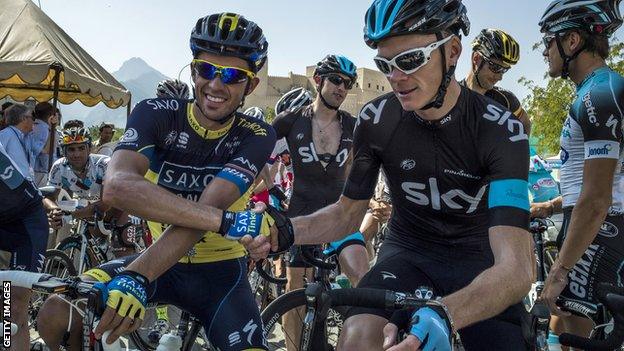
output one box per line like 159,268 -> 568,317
0,142 -> 41,222
459,79 -> 524,118
272,105 -> 356,216
344,86 -> 530,248
116,98 -> 276,263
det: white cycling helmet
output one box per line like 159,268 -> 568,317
275,87 -> 313,115
243,106 -> 265,121
156,79 -> 190,99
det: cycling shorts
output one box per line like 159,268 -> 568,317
0,203 -> 48,273
557,208 -> 624,309
347,242 -> 529,351
84,255 -> 267,351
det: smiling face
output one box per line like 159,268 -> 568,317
191,51 -> 259,123
377,33 -> 460,111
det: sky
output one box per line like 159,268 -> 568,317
39,0 -> 624,102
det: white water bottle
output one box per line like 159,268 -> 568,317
155,332 -> 183,351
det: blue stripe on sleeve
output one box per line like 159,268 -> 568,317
488,179 -> 529,211
216,169 -> 248,195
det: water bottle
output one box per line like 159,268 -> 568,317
155,332 -> 183,351
547,332 -> 562,351
336,274 -> 351,289
101,330 -> 121,351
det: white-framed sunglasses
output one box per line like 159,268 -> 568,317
373,35 -> 454,76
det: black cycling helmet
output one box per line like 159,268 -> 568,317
364,0 -> 470,110
539,0 -> 623,36
364,0 -> 470,49
539,0 -> 622,79
472,29 -> 520,67
275,87 -> 313,115
156,79 -> 190,99
190,13 -> 268,73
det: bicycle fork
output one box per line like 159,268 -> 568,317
301,283 -> 333,351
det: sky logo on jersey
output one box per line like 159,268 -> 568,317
158,161 -> 222,200
298,142 -> 349,167
401,178 -> 487,213
585,140 -> 619,159
482,104 -> 528,142
357,98 -> 387,126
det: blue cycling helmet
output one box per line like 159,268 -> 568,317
539,0 -> 623,36
364,0 -> 470,48
314,54 -> 358,81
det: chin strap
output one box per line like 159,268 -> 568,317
421,32 -> 455,111
555,33 -> 586,80
317,78 -> 340,111
473,60 -> 487,90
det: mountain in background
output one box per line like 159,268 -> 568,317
61,57 -> 169,128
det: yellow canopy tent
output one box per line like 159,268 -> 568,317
0,0 -> 131,169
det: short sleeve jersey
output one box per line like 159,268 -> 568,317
272,105 -> 356,216
0,142 -> 41,221
47,154 -> 109,200
344,86 -> 530,249
559,67 -> 624,212
459,80 -> 524,118
116,98 -> 276,263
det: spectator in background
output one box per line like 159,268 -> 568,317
0,102 -> 15,130
92,122 -> 116,156
28,102 -> 60,186
0,104 -> 35,180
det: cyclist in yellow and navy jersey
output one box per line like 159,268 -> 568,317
36,13 -> 276,351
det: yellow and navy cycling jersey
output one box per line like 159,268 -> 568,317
116,98 -> 276,263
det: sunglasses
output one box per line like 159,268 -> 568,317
325,74 -> 354,90
483,56 -> 510,74
62,135 -> 87,144
192,59 -> 255,84
373,35 -> 453,76
542,34 -> 556,50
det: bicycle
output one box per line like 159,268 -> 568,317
525,217 -> 624,350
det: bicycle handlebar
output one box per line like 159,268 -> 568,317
559,283 -> 624,351
300,245 -> 336,270
255,259 -> 288,285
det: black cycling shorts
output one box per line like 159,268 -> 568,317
0,203 -> 48,273
84,255 -> 267,351
558,208 -> 624,308
347,242 -> 529,351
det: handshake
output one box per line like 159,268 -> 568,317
218,204 -> 295,260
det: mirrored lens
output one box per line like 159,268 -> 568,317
196,62 -> 218,80
220,67 -> 248,84
195,61 -> 249,84
326,75 -> 354,89
373,59 -> 391,75
395,51 -> 425,72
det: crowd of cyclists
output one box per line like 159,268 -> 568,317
2,0 -> 624,350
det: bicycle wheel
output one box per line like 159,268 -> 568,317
261,288 -> 344,351
55,236 -> 92,274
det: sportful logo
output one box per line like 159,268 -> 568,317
400,159 -> 416,170
0,165 -> 14,180
234,157 -> 258,175
146,99 -> 179,111
482,104 -> 528,142
357,99 -> 387,126
177,132 -> 190,149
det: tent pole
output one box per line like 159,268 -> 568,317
47,63 -> 63,173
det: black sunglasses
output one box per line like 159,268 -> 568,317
483,57 -> 509,74
325,74 -> 354,90
542,34 -> 556,50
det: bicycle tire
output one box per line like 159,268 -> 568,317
261,288 -> 344,351
55,236 -> 92,274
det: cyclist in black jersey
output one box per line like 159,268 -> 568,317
536,0 -> 624,341
271,55 -> 370,349
260,0 -> 534,349
36,13 -> 277,350
0,141 -> 48,351
461,28 -> 531,134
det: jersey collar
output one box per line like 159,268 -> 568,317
187,102 -> 235,140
